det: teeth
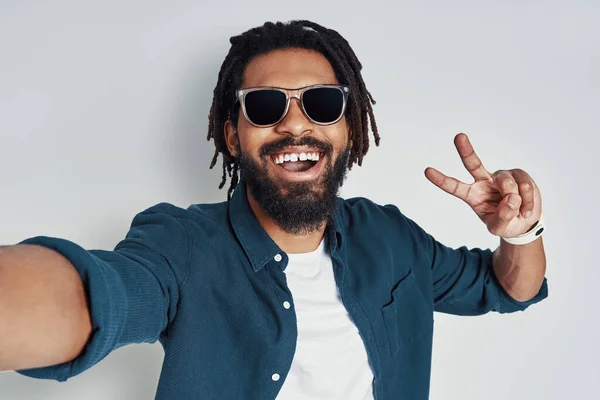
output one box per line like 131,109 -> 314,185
272,152 -> 322,163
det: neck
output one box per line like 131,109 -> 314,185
246,187 -> 326,254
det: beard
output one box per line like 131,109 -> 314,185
238,136 -> 350,236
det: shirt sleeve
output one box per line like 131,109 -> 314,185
400,211 -> 548,315
14,202 -> 191,382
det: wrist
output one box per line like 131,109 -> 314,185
501,213 -> 545,245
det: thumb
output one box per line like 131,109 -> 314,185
490,193 -> 521,236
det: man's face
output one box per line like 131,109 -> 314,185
225,48 -> 351,235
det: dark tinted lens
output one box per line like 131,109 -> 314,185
244,90 -> 287,126
302,87 -> 344,124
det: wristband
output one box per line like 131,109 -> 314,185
501,213 -> 545,245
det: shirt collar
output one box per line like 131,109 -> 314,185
228,179 -> 344,272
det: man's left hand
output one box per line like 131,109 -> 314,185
424,133 -> 543,238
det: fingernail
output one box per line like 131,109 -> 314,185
525,211 -> 532,218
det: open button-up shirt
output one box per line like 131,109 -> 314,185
17,180 -> 548,399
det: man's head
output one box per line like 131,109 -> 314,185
207,21 -> 379,234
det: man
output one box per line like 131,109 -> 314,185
0,20 -> 547,399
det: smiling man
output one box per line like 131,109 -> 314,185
0,20 -> 548,400
225,48 -> 354,244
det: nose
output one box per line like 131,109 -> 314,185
275,98 -> 313,137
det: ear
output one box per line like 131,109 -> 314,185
224,119 -> 239,157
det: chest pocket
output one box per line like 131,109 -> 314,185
381,268 -> 433,356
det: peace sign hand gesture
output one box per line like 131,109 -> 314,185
424,133 -> 542,238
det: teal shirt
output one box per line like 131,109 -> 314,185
17,181 -> 548,399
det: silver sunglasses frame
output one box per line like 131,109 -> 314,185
234,84 -> 351,128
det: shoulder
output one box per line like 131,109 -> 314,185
124,200 -> 231,270
135,201 -> 229,225
126,201 -> 231,245
336,196 -> 429,242
337,196 -> 408,227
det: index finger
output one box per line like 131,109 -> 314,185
454,133 -> 491,182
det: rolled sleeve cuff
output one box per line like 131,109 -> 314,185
493,272 -> 549,313
15,236 -> 127,382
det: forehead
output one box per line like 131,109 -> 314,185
241,48 -> 339,88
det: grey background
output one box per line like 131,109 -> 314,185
0,0 -> 595,399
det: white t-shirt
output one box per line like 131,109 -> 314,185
276,239 -> 375,400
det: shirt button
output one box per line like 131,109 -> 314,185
271,373 -> 280,381
274,254 -> 283,262
283,301 -> 291,309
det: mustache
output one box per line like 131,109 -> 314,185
259,136 -> 333,158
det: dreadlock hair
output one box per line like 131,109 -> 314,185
207,20 -> 380,200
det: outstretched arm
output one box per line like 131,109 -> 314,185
425,133 -> 546,303
0,244 -> 91,371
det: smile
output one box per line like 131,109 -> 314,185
267,148 -> 326,180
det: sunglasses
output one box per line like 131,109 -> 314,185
233,84 -> 351,128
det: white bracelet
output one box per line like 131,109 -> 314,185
501,213 -> 545,245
